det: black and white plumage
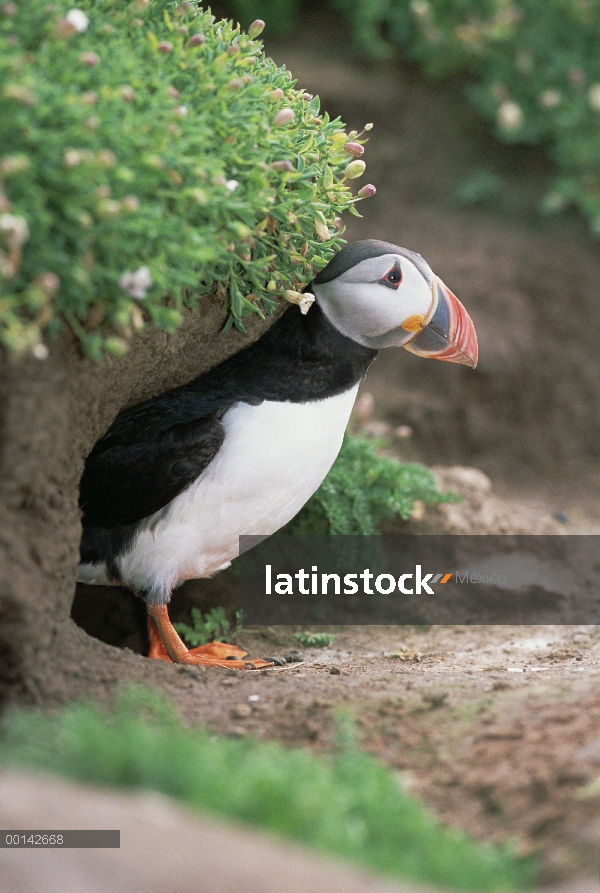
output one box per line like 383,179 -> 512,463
78,240 -> 477,666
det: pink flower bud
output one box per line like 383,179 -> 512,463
271,160 -> 293,172
269,88 -> 284,101
36,272 -> 60,294
167,87 -> 180,99
97,149 -> 116,168
343,141 -> 364,157
187,33 -> 205,46
122,195 -> 140,212
357,184 -> 376,198
82,90 -> 98,105
158,41 -> 173,54
227,79 -> 242,90
248,19 -> 265,38
569,67 -> 586,87
273,108 -> 295,127
175,1 -> 194,13
120,85 -> 135,102
79,51 -> 100,66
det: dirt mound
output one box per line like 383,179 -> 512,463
0,298 -> 278,708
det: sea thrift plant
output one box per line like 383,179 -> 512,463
0,0 -> 373,358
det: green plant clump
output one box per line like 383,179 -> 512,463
332,0 -> 600,232
293,630 -> 334,647
0,0 -> 371,358
284,434 -> 457,535
0,687 -> 536,892
174,605 -> 241,647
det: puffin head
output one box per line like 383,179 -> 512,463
311,239 -> 478,367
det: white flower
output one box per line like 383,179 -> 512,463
314,218 -> 330,242
497,101 -> 523,131
225,180 -> 238,192
0,213 -> 29,248
66,9 -> 89,32
588,83 -> 600,112
539,89 -> 561,110
283,289 -> 315,315
298,293 -> 315,315
119,266 -> 153,300
411,0 -> 430,19
32,343 -> 49,360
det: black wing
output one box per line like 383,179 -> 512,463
80,410 -> 226,529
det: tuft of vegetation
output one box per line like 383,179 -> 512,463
330,0 -> 600,234
283,434 -> 457,535
0,687 -> 536,892
0,0 -> 372,358
174,606 -> 242,648
293,631 -> 334,647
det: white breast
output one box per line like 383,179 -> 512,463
100,386 -> 359,604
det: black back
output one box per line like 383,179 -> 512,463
79,303 -> 377,540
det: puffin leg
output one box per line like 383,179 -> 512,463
147,616 -> 249,663
146,604 -> 274,670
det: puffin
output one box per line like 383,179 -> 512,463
78,240 -> 478,669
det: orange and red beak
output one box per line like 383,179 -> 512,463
404,278 -> 478,368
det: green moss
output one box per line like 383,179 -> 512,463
284,434 -> 458,535
0,687 -> 537,891
0,0 -> 370,357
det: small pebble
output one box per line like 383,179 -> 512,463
231,704 -> 252,720
553,511 -> 569,524
329,666 -> 341,675
229,726 -> 248,738
248,694 -> 260,702
394,425 -> 413,439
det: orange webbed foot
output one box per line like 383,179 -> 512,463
146,613 -> 280,670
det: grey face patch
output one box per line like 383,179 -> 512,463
366,327 -> 414,349
313,239 -> 434,288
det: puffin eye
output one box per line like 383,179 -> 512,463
380,265 -> 402,290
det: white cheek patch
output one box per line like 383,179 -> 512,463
315,256 -> 434,346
